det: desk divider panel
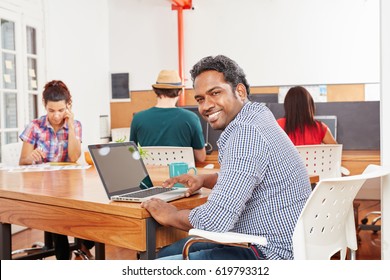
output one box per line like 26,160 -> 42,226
183,101 -> 380,151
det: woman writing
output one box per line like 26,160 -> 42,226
19,80 -> 93,259
19,80 -> 81,165
277,86 -> 337,145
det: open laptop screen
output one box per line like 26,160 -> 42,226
88,142 -> 153,197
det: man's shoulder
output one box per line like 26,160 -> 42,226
133,107 -> 156,118
236,102 -> 272,123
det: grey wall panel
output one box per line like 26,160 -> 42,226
183,101 -> 380,151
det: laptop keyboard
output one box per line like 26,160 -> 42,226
121,187 -> 173,198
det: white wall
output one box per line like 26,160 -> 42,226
42,0 -> 380,148
43,0 -> 110,151
108,0 -> 380,90
108,0 -> 179,90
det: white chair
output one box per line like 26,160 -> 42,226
142,146 -> 195,167
1,142 -> 25,234
182,164 -> 390,260
295,144 -> 349,180
111,127 -> 130,142
1,141 -> 23,166
1,141 -> 48,257
296,144 -> 358,235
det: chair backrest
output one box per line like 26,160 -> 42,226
296,144 -> 343,180
111,127 -> 130,142
142,146 -> 195,167
292,164 -> 390,260
1,142 -> 23,166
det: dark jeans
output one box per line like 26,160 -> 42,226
157,236 -> 265,260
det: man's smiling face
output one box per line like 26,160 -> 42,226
194,70 -> 247,130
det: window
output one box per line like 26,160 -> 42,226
0,7 -> 43,163
0,18 -> 19,159
26,25 -> 39,122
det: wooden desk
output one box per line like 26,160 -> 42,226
196,151 -> 220,169
342,150 -> 380,175
0,164 -> 318,260
0,166 -> 214,260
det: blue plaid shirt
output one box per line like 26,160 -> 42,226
19,115 -> 82,162
189,102 -> 311,259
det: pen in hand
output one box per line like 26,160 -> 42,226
39,145 -> 47,163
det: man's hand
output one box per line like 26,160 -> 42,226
141,198 -> 177,226
141,198 -> 192,231
162,174 -> 205,197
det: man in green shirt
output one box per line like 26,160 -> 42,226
130,70 -> 206,163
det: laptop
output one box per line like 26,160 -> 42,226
88,141 -> 192,202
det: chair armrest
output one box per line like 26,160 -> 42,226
188,229 -> 267,246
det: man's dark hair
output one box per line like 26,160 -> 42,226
152,87 -> 182,98
190,55 -> 250,95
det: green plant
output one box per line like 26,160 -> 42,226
128,143 -> 150,159
115,135 -> 127,143
137,143 -> 150,159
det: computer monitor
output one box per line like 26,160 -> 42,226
249,94 -> 279,104
314,115 -> 337,140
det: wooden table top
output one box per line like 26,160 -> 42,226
0,164 -> 318,218
0,166 -> 216,220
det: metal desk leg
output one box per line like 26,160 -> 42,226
0,223 -> 12,260
95,242 -> 105,260
138,218 -> 157,260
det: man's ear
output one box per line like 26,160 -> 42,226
236,83 -> 248,100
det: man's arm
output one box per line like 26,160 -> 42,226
143,172 -> 219,230
194,147 -> 206,163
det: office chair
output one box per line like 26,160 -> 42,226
182,164 -> 390,260
1,143 -> 28,235
295,144 -> 361,236
295,144 -> 349,182
358,211 -> 381,233
296,145 -> 381,239
142,146 -> 195,167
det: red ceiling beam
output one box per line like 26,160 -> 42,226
171,0 -> 192,106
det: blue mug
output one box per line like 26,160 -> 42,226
168,162 -> 197,188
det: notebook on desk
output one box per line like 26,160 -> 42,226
88,141 -> 191,202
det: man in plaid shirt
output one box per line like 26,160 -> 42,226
142,55 -> 311,260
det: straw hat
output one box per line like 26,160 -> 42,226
152,70 -> 184,89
